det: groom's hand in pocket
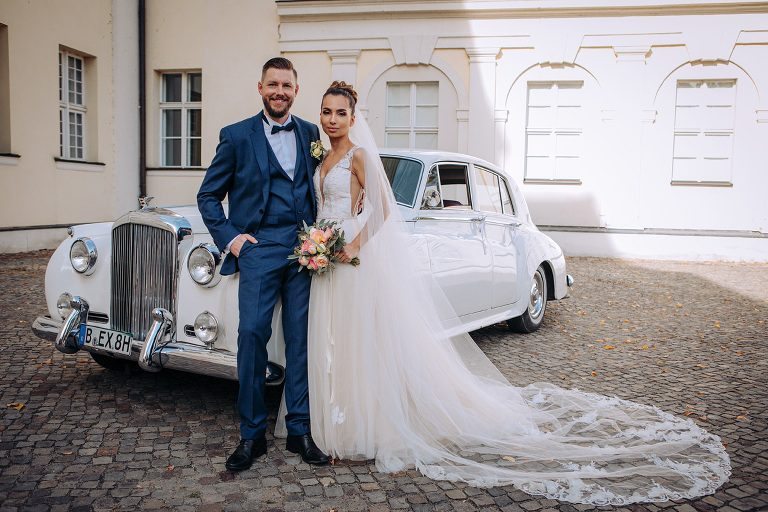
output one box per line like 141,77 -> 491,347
231,233 -> 258,257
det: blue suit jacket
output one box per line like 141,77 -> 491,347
197,112 -> 320,275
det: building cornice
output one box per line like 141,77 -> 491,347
277,0 -> 768,22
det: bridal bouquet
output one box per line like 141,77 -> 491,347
289,220 -> 360,275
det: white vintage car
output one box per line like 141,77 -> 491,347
32,149 -> 572,383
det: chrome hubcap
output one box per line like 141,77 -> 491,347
528,271 -> 544,320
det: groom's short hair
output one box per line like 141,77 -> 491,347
262,57 -> 297,82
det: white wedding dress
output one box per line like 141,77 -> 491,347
301,119 -> 730,505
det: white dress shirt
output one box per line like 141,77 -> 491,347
262,113 -> 297,180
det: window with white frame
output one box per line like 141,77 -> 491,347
386,82 -> 438,150
524,82 -> 583,181
160,72 -> 202,167
59,50 -> 86,160
672,80 -> 735,183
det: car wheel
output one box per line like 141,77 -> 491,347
90,352 -> 132,372
509,265 -> 547,333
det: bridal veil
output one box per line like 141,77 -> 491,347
285,113 -> 730,506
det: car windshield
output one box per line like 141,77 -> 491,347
380,156 -> 423,207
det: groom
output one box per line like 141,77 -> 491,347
197,57 -> 330,470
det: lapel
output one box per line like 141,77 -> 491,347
249,113 -> 271,206
265,143 -> 292,181
293,119 -> 317,216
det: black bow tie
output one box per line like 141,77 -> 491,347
271,121 -> 295,134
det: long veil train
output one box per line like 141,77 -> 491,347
279,113 -> 730,506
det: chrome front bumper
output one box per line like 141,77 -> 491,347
32,311 -> 284,385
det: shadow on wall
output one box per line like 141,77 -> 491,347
524,187 -> 602,228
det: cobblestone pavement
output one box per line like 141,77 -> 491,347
1,251 -> 766,512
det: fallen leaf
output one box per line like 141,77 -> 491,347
165,465 -> 175,471
502,456 -> 516,462
683,411 -> 694,416
604,345 -> 615,349
6,403 -> 23,411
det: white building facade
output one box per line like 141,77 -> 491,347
278,0 -> 768,262
2,0 -> 767,261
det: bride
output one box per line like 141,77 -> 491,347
301,81 -> 730,505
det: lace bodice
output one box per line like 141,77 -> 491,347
314,146 -> 360,221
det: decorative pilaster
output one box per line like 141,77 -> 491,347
327,50 -> 361,86
456,109 -> 469,155
605,45 -> 652,228
466,48 -> 499,162
493,109 -> 508,167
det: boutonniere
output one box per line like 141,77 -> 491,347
310,140 -> 326,161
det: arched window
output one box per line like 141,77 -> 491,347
364,64 -> 460,151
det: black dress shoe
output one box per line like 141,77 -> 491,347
286,433 -> 330,465
225,438 -> 267,471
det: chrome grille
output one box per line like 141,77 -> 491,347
111,222 -> 178,340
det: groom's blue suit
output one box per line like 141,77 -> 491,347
197,112 -> 319,439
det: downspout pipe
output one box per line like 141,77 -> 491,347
139,0 -> 147,199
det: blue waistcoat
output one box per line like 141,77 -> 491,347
256,143 -> 315,248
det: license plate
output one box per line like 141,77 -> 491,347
78,325 -> 133,356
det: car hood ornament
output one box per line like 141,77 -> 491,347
139,196 -> 154,208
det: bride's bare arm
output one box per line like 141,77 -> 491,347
338,149 -> 366,263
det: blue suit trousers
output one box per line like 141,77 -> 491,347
235,239 -> 311,439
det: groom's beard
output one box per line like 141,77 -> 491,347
263,94 -> 294,120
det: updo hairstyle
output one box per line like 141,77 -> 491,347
323,81 -> 358,114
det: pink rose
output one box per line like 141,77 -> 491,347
298,256 -> 309,266
310,230 -> 326,245
308,257 -> 319,270
315,254 -> 329,268
323,227 -> 334,240
301,240 -> 312,253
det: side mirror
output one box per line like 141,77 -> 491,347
422,188 -> 442,208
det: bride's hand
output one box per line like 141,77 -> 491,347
336,242 -> 360,263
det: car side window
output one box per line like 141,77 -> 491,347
499,177 -> 515,216
422,163 -> 471,209
475,166 -> 516,216
381,156 -> 423,207
475,167 -> 503,213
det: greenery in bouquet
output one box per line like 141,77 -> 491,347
288,220 -> 360,275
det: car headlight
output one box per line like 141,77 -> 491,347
57,293 -> 73,320
187,244 -> 221,286
70,238 -> 98,275
194,311 -> 218,345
